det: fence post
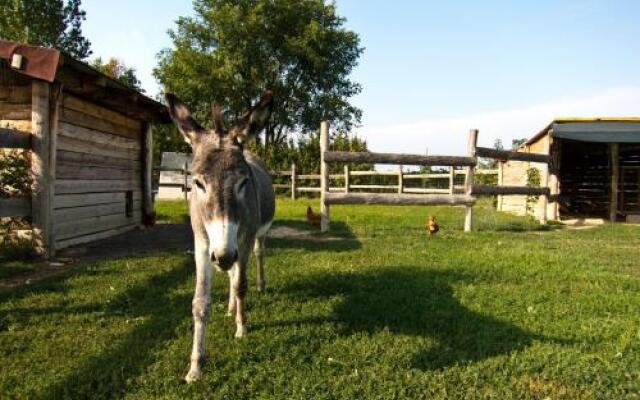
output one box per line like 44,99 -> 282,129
539,133 -> 550,224
142,123 -> 155,225
449,166 -> 455,195
183,161 -> 189,202
320,121 -> 330,232
496,161 -> 503,211
609,143 -> 619,222
464,129 -> 478,232
344,164 -> 350,193
397,165 -> 403,194
291,163 -> 297,200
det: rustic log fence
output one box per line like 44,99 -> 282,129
155,160 -> 498,201
319,122 -> 551,232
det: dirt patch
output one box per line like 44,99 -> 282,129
1,222 -> 343,289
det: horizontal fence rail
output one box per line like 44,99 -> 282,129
324,150 -> 477,167
476,146 -> 550,163
324,192 -> 475,206
0,128 -> 31,149
0,197 -> 31,217
472,185 -> 550,196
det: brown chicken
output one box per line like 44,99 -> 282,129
426,215 -> 439,236
307,206 -> 321,227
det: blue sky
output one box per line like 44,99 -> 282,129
82,0 -> 640,155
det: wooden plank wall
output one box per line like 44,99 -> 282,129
54,93 -> 143,248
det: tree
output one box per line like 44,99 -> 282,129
512,138 -> 527,149
90,57 -> 144,91
0,0 -> 91,59
154,0 -> 363,148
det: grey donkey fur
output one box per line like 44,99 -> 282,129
165,91 -> 275,383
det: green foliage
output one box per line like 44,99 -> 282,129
512,138 -> 527,149
526,167 -> 541,215
89,57 -> 144,91
0,0 -> 91,59
154,0 -> 363,148
1,199 -> 639,398
0,150 -> 30,197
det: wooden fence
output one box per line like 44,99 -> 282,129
319,122 -> 551,232
0,128 -> 32,218
155,161 -> 498,200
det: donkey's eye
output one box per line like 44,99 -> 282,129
194,179 -> 205,192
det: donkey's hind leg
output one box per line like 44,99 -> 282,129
254,236 -> 266,292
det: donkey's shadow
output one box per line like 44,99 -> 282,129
283,267 -> 554,370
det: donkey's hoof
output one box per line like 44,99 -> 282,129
185,369 -> 201,383
235,325 -> 247,338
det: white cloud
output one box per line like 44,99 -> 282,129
356,86 -> 640,160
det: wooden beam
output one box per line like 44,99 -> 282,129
0,197 -> 31,217
47,83 -> 62,254
30,81 -> 54,257
476,146 -> 550,163
344,165 -> 350,193
539,133 -> 550,224
610,143 -> 619,222
324,151 -> 477,167
472,185 -> 550,196
320,121 -> 330,232
291,163 -> 297,200
464,129 -> 478,232
0,128 -> 30,148
324,192 -> 475,206
142,123 -> 155,226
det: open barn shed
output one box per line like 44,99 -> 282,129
497,118 -> 640,223
0,40 -> 169,257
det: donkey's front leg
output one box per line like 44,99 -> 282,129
185,237 -> 213,383
229,262 -> 248,338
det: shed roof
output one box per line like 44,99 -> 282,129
525,118 -> 640,146
0,40 -> 169,123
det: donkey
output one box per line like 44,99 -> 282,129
165,91 -> 275,383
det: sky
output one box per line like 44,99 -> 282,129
82,0 -> 640,156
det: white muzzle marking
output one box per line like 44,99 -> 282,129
205,220 -> 238,265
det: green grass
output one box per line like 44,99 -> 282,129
1,198 -> 639,399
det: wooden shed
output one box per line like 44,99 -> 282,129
497,118 -> 640,223
0,40 -> 169,257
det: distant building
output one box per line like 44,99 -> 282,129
498,118 -> 640,223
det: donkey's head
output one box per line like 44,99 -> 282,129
165,92 -> 273,270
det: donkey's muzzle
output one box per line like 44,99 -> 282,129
212,250 -> 238,271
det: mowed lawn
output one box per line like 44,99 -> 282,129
1,198 -> 639,399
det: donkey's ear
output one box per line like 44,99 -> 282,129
165,93 -> 206,146
233,91 -> 273,143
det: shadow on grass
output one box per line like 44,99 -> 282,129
268,219 -> 361,252
283,266 -> 563,370
38,258 -> 194,399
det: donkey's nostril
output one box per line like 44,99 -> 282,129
214,250 -> 238,270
